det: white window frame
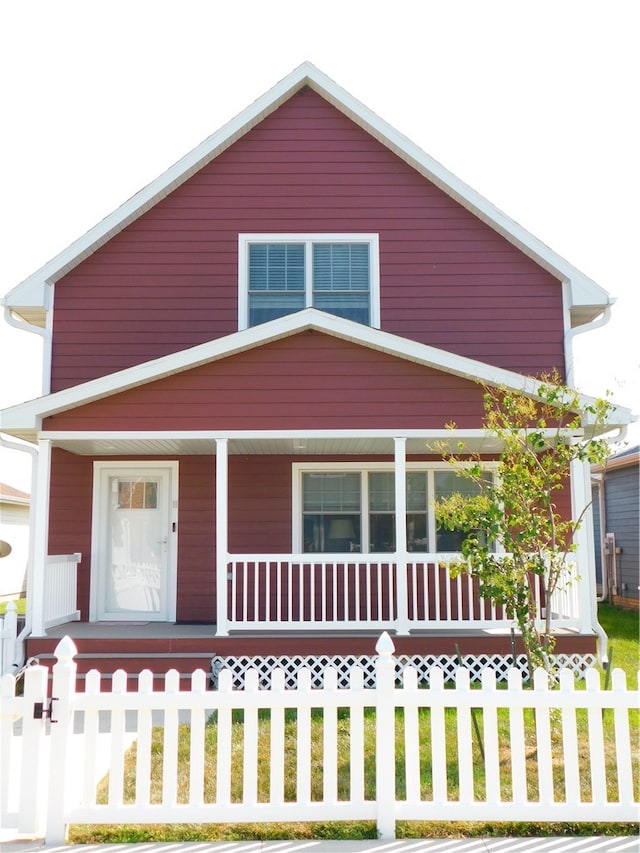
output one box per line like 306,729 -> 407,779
292,460 -> 498,554
238,233 -> 380,330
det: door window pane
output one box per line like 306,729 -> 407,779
117,480 -> 158,509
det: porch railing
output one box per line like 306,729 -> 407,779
44,553 -> 82,629
223,553 -> 580,635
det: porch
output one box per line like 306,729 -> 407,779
28,548 -> 599,687
16,428 -> 600,684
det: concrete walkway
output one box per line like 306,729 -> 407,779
2,839 -> 639,852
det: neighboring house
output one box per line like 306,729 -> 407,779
0,63 -> 633,681
592,446 -> 639,610
0,483 -> 29,601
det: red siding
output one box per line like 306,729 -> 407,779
51,89 -> 565,391
175,456 -> 216,622
44,333 -> 489,431
49,450 -> 93,618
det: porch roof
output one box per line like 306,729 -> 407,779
29,429 -> 506,457
0,309 -> 635,445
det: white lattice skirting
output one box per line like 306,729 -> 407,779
210,652 -> 596,689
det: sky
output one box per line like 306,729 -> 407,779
0,0 -> 638,494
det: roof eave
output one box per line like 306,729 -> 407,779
0,309 -> 633,440
2,62 -> 611,319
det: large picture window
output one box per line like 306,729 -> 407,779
295,464 -> 494,554
239,234 -> 380,329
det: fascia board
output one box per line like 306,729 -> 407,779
0,308 -> 633,431
3,62 -> 608,316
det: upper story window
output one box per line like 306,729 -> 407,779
238,234 -> 380,329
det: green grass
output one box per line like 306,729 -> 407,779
597,603 -> 639,681
68,602 -> 639,842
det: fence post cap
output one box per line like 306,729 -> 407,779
375,631 -> 395,656
54,635 -> 78,662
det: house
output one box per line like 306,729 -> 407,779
0,483 -> 29,601
592,446 -> 639,611
0,63 -> 633,684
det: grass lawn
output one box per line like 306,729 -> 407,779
66,603 -> 639,842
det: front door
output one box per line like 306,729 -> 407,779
92,463 -> 177,621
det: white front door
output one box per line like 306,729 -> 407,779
92,463 -> 177,621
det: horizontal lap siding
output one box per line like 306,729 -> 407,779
176,456 -> 216,621
605,465 -> 640,600
49,450 -> 93,618
51,89 -> 564,391
44,333 -> 488,431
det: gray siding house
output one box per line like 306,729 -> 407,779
592,446 -> 639,609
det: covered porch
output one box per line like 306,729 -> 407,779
31,428 -> 597,643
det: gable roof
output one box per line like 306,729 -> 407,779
2,62 -> 609,329
0,308 -> 632,445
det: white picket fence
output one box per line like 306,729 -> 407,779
0,602 -> 18,675
1,633 -> 638,844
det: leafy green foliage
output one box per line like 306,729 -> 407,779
435,373 -> 613,677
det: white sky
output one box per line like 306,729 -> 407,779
1,0 -> 638,493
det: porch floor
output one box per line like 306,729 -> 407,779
39,619 -> 585,641
25,620 -> 598,686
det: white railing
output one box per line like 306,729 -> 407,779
44,553 -> 82,629
224,554 -> 581,633
0,601 -> 18,675
1,634 -> 637,843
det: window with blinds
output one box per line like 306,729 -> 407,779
239,234 -> 379,329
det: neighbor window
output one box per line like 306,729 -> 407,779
295,465 -> 494,554
239,234 -> 379,329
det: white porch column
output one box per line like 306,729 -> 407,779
31,438 -> 52,637
394,437 -> 410,634
215,438 -> 229,637
570,456 -> 597,634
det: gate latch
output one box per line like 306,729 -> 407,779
33,697 -> 58,723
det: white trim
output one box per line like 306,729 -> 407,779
38,428 -> 496,441
30,439 -> 52,636
3,62 -> 609,326
1,309 -> 632,433
238,233 -> 380,330
90,461 -> 178,622
215,438 -> 229,637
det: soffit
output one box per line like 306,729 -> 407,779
42,433 -> 505,457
